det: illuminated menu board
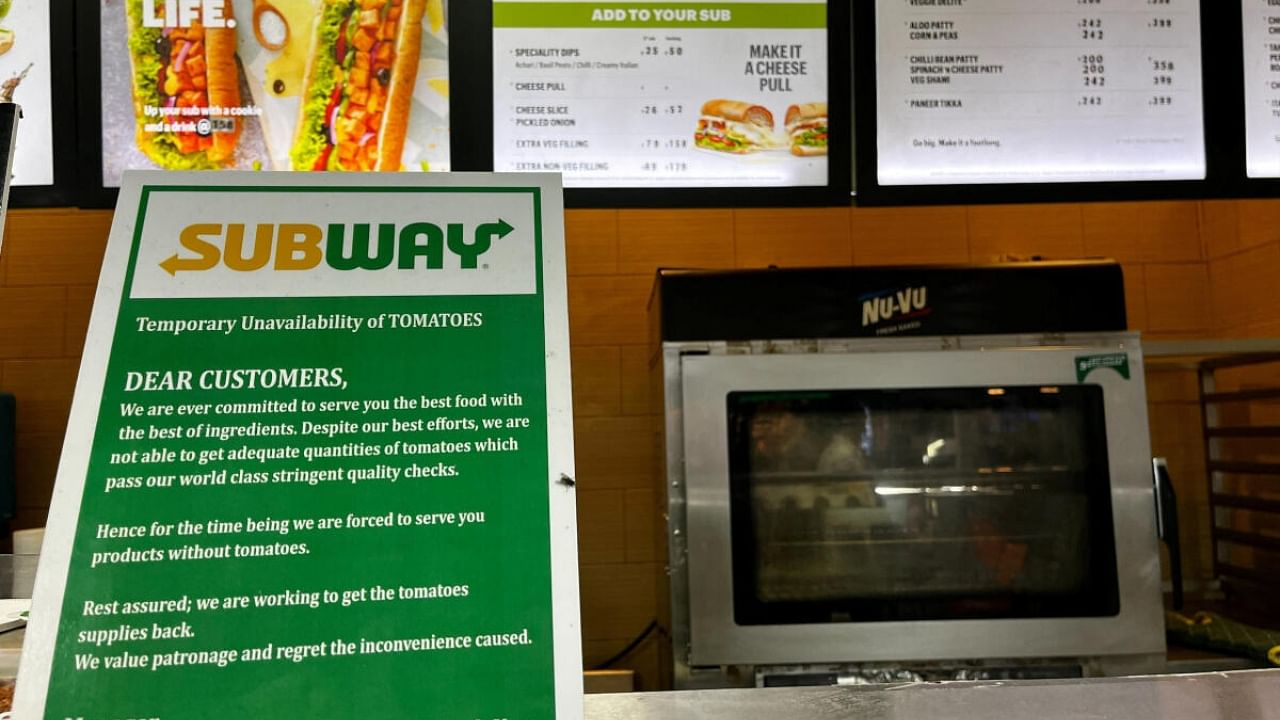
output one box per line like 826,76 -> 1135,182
1244,0 -> 1280,178
492,0 -> 829,188
875,0 -> 1205,186
3,0 -> 54,187
99,0 -> 451,186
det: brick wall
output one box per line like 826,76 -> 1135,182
2,199 -> 1276,688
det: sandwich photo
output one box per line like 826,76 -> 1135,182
786,102 -> 828,156
125,0 -> 242,168
290,0 -> 426,171
694,99 -> 777,154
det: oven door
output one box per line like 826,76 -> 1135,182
680,336 -> 1163,666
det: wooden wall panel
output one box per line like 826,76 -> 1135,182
618,346 -> 654,417
565,209 -> 620,276
578,489 -> 627,566
967,204 -> 1084,260
850,206 -> 968,265
579,562 -> 660,640
1233,200 -> 1280,256
624,488 -> 657,564
1199,201 -> 1240,261
1124,265 -> 1149,332
4,227 -> 107,287
1209,242 -> 1280,333
734,208 -> 851,268
574,415 -> 656,483
617,210 -> 735,275
65,286 -> 96,357
0,287 -> 66,359
2,359 -> 78,435
571,346 -> 622,418
1145,264 -> 1212,333
1082,202 -> 1202,264
567,275 -> 654,346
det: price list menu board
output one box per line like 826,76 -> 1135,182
493,1 -> 829,188
1243,0 -> 1280,178
875,0 -> 1206,186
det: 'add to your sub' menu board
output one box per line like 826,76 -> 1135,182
493,1 -> 831,188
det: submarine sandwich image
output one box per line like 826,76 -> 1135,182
290,0 -> 426,171
125,0 -> 242,168
693,99 -> 777,154
786,102 -> 828,156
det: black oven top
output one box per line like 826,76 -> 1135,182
651,260 -> 1127,342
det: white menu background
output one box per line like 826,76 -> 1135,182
876,0 -> 1206,186
1244,0 -> 1280,178
493,0 -> 828,188
3,0 -> 54,187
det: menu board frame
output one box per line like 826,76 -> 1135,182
454,0 -> 853,208
853,0 -> 1237,207
6,0 -> 77,208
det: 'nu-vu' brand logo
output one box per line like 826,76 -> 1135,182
861,286 -> 929,327
160,220 -> 515,276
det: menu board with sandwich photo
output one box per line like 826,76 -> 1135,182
492,0 -> 829,189
2,0 -> 55,187
99,0 -> 450,185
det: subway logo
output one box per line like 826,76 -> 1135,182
160,220 -> 516,275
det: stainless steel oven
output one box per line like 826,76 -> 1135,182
653,263 -> 1166,688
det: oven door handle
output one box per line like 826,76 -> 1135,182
1152,457 -> 1183,611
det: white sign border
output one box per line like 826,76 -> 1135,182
15,170 -> 583,719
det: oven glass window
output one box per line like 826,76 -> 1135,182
727,386 -> 1120,624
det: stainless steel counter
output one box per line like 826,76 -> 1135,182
585,670 -> 1280,720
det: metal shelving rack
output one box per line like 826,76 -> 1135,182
1147,339 -> 1280,625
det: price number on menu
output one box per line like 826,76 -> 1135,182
641,42 -> 683,57
1149,17 -> 1173,29
1079,95 -> 1103,106
1079,18 -> 1104,40
644,137 -> 689,149
1080,53 -> 1105,87
641,162 -> 689,173
1150,95 -> 1173,107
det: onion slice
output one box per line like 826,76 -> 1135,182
328,104 -> 341,146
358,131 -> 376,148
174,41 -> 191,73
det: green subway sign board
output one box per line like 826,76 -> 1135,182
16,172 -> 582,718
